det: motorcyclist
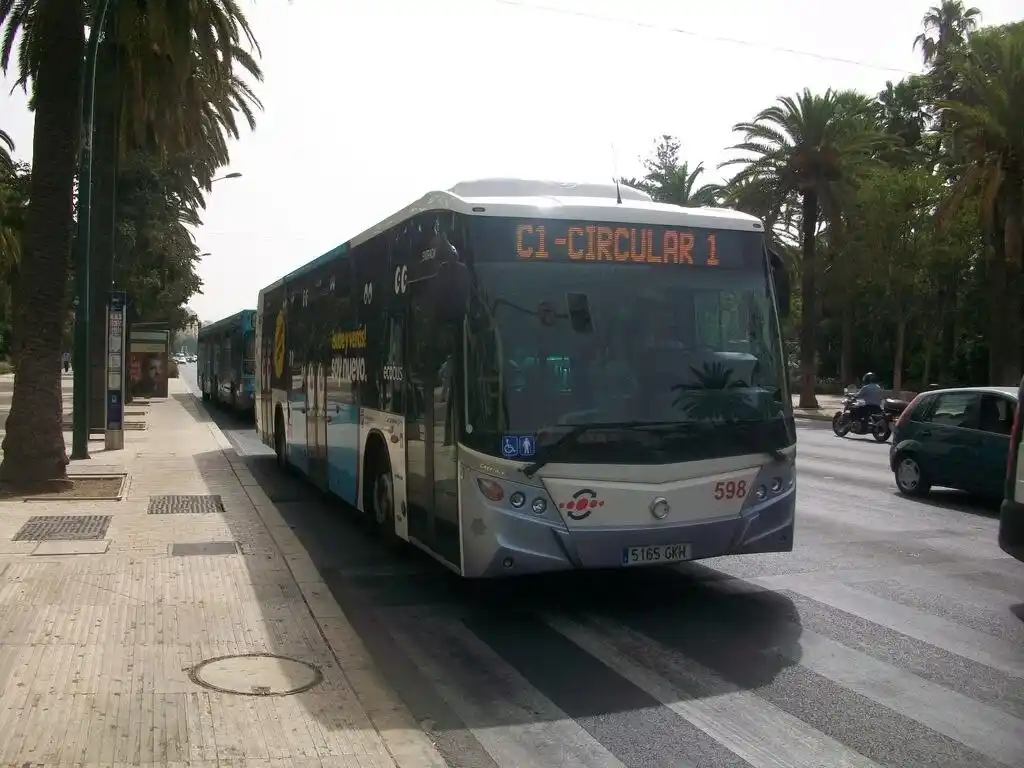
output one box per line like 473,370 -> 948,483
850,372 -> 884,425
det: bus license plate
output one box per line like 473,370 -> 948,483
622,543 -> 692,566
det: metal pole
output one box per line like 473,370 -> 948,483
71,0 -> 114,459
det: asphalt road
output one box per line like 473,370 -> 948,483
181,364 -> 1024,768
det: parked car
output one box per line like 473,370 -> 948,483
999,376 -> 1024,562
889,385 -> 1018,500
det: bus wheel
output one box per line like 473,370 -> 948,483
366,447 -> 398,546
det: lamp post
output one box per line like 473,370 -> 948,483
212,172 -> 242,182
71,0 -> 116,460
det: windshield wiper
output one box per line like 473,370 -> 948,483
521,421 -> 693,478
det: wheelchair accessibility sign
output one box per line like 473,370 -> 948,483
501,435 -> 537,459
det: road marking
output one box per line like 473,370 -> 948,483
773,580 -> 1024,678
547,613 -> 882,768
387,611 -> 625,768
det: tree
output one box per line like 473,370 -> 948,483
938,21 -> 1024,384
0,0 -> 262,484
622,135 -> 721,207
0,129 -> 14,177
0,0 -> 85,483
721,88 -> 888,408
845,165 -> 944,388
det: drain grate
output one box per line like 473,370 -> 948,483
170,541 -> 239,556
13,515 -> 112,541
124,421 -> 147,431
148,494 -> 224,515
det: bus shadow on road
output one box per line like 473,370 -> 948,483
234,451 -> 804,733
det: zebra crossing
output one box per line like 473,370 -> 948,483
327,555 -> 1024,768
215,383 -> 1024,768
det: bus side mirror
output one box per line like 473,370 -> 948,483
433,260 -> 469,323
769,249 -> 790,318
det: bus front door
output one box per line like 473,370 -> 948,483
403,284 -> 461,570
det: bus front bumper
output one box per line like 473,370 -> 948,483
463,488 -> 795,578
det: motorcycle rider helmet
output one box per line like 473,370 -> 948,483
862,372 -> 877,385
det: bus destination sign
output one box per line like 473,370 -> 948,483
513,221 -> 752,268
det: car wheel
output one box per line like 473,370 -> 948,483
894,453 -> 931,496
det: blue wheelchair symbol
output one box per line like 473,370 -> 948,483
501,436 -> 519,459
519,435 -> 536,458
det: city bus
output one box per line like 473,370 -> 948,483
254,178 -> 796,577
197,309 -> 257,412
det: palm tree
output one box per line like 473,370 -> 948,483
720,89 -> 887,409
939,23 -> 1024,385
0,1 -> 85,483
0,129 -> 14,178
624,135 -> 722,207
914,1 -> 982,68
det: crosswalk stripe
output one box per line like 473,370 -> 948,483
792,628 -> 1024,766
545,613 -> 882,768
386,610 -> 626,768
774,579 -> 1024,677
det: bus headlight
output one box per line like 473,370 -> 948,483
770,477 -> 784,493
476,478 -> 504,502
755,485 -> 767,500
531,497 -> 547,515
509,491 -> 526,508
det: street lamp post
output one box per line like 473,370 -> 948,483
71,0 -> 116,460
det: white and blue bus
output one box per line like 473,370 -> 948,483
254,178 -> 796,577
197,309 -> 257,412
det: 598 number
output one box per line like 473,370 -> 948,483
713,480 -> 747,500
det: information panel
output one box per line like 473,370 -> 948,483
105,291 -> 127,448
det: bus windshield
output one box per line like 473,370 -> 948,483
461,221 -> 791,463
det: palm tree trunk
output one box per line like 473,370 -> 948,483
893,313 -> 906,391
798,191 -> 819,409
999,195 -> 1023,385
840,295 -> 854,386
987,212 -> 1009,385
0,0 -> 85,484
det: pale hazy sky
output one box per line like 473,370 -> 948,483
2,0 -> 1021,324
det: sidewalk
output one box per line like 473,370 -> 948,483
0,376 -> 444,767
791,393 -> 844,421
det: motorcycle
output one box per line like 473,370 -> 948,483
832,393 -> 906,442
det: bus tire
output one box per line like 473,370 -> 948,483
274,407 -> 287,470
364,437 -> 398,547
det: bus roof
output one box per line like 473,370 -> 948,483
198,309 -> 255,338
265,177 -> 766,289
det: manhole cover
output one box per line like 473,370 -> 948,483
13,515 -> 112,541
149,495 -> 224,515
189,653 -> 322,696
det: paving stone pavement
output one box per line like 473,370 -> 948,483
0,375 -> 445,767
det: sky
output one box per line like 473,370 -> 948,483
2,0 -> 1022,324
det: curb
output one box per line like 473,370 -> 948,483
192,386 -> 446,768
795,410 -> 835,422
